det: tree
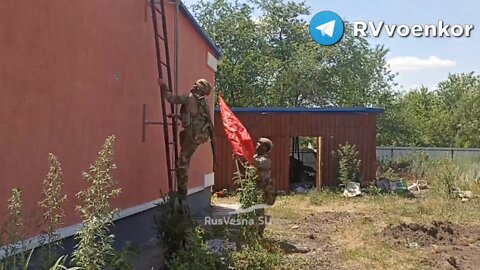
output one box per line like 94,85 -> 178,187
192,0 -> 269,106
191,0 -> 396,109
438,73 -> 480,147
383,73 -> 480,148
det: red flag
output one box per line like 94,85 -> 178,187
218,95 -> 255,164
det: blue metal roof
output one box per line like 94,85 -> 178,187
214,107 -> 385,114
180,2 -> 222,59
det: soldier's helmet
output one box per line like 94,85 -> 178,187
196,79 -> 212,96
258,137 -> 273,152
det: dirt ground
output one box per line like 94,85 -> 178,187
213,190 -> 480,270
381,221 -> 480,270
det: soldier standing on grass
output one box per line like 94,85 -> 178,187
252,137 -> 276,236
158,78 -> 215,202
254,137 -> 276,206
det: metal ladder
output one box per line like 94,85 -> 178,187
143,0 -> 179,193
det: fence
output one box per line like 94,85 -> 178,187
376,147 -> 480,160
293,148 -> 480,166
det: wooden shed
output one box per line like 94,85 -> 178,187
214,107 -> 384,191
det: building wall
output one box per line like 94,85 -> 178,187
214,111 -> 379,191
0,0 -> 216,235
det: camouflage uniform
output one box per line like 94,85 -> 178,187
159,79 -> 214,200
253,138 -> 276,205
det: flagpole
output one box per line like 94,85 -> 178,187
234,156 -> 243,178
235,158 -> 240,173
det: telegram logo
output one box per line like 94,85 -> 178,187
309,11 -> 345,46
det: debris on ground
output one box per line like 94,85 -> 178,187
376,178 -> 409,193
206,239 -> 237,254
343,182 -> 361,197
278,241 -> 311,254
408,180 -> 429,193
213,189 -> 229,198
452,188 -> 474,201
291,181 -> 315,193
293,186 -> 308,193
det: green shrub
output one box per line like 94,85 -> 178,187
38,153 -> 67,268
236,165 -> 264,241
109,242 -> 139,270
72,135 -> 122,269
232,241 -> 282,270
337,143 -> 361,185
166,227 -> 229,270
434,159 -> 460,199
154,191 -> 196,257
0,188 -> 29,269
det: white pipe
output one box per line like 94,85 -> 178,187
174,0 -> 180,103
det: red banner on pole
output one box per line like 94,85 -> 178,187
218,95 -> 255,164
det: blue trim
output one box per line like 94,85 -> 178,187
214,107 -> 385,114
180,2 -> 222,59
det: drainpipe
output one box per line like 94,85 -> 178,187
174,0 -> 180,111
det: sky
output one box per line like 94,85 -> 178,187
182,0 -> 479,90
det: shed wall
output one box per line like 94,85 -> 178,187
214,112 -> 379,191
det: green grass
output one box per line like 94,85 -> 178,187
212,158 -> 480,269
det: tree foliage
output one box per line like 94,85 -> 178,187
191,0 -> 480,148
382,73 -> 480,147
192,0 -> 396,108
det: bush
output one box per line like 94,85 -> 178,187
154,191 -> 196,258
232,241 -> 282,270
0,189 -> 29,269
337,143 -> 361,185
38,153 -> 67,268
72,135 -> 122,269
166,227 -> 229,270
434,159 -> 460,199
236,165 -> 264,240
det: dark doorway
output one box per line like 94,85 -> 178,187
289,136 -> 319,192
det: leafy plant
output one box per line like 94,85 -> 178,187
166,227 -> 228,270
72,135 -> 121,269
434,159 -> 460,199
154,191 -> 196,259
38,153 -> 67,268
109,242 -> 139,270
236,165 -> 264,241
0,188 -> 29,269
337,143 -> 361,186
232,241 -> 282,270
48,255 -> 82,270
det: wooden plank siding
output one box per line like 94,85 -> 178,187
213,109 -> 382,191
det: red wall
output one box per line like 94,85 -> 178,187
0,0 -> 216,232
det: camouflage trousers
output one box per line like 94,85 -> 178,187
263,178 -> 276,205
176,129 -> 209,200
256,177 -> 276,206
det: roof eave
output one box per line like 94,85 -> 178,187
179,2 -> 222,59
213,107 -> 385,114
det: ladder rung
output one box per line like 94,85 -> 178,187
160,61 -> 168,67
156,34 -> 165,41
145,121 -> 173,126
154,7 -> 162,14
